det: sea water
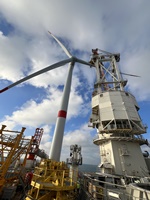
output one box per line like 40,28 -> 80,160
79,164 -> 99,172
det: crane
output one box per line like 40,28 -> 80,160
0,125 -> 28,197
26,128 -> 48,169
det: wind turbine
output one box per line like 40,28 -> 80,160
0,32 -> 92,162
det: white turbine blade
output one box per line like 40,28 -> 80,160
48,31 -> 72,58
75,57 -> 94,67
0,58 -> 71,93
121,72 -> 140,77
98,48 -> 113,55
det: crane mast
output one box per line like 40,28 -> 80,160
89,49 -> 148,177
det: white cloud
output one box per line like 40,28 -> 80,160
0,83 -> 86,127
121,49 -> 150,101
39,124 -> 52,156
0,0 -> 149,98
23,119 -> 100,164
0,0 -> 150,165
0,33 -> 27,81
62,124 -> 100,164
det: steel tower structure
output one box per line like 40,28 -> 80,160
89,49 -> 149,177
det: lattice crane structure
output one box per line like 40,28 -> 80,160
0,125 -> 31,195
26,128 -> 48,169
89,48 -> 148,176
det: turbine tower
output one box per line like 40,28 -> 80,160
0,32 -> 91,162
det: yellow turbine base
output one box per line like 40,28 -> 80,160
26,159 -> 78,200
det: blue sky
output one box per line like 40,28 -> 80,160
0,0 -> 150,164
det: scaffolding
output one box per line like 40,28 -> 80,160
0,125 -> 32,196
